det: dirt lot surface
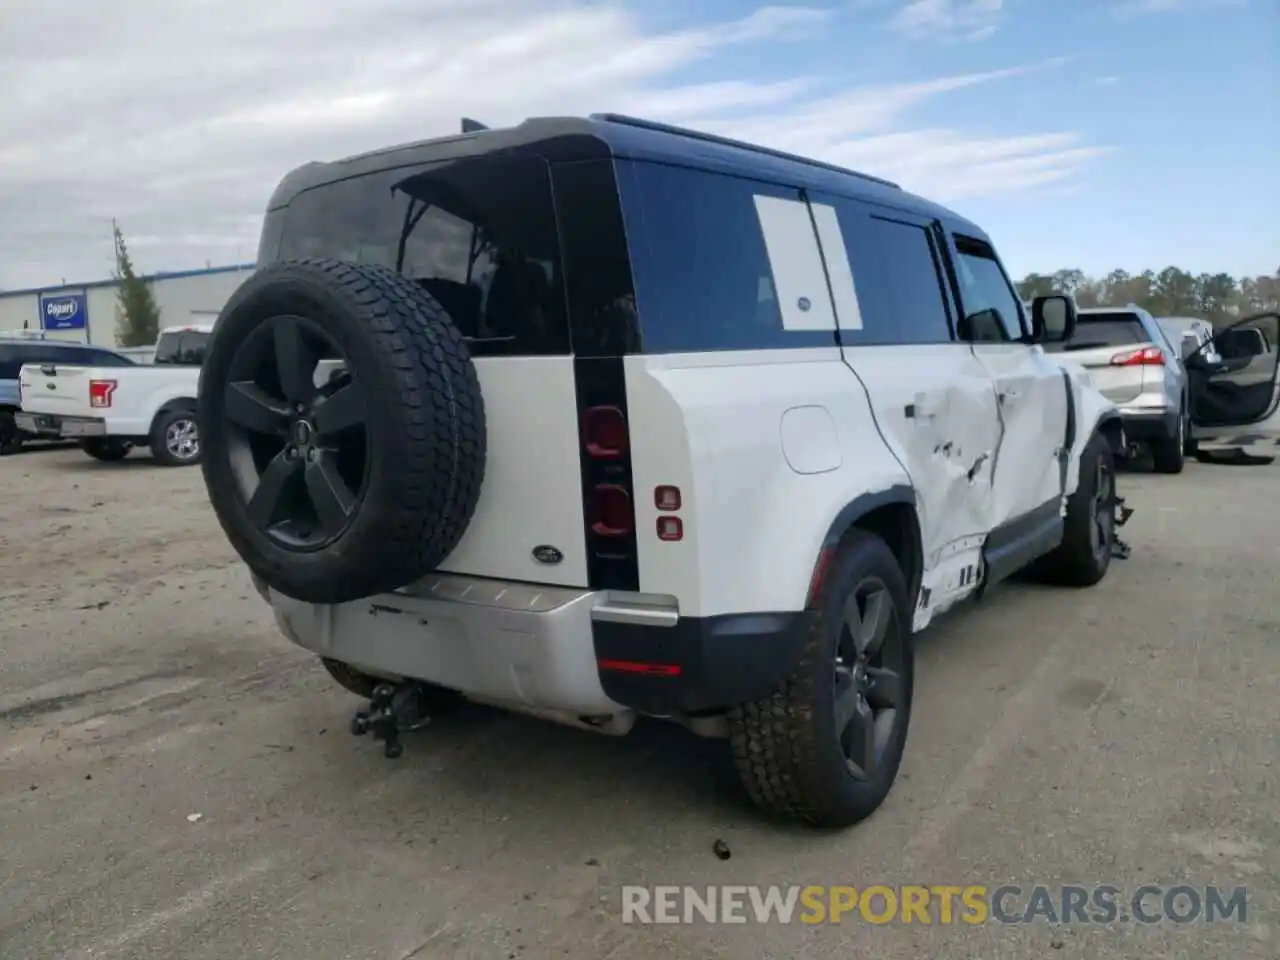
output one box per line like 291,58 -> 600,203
0,444 -> 1275,960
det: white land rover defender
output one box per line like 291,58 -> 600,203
198,114 -> 1133,829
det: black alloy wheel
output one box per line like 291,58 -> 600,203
224,315 -> 368,550
834,577 -> 906,781
1088,454 -> 1115,565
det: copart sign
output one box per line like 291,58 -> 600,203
39,292 -> 88,331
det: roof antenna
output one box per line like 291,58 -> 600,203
461,117 -> 489,133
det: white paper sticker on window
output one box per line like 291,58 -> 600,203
752,195 -> 836,332
809,203 -> 863,330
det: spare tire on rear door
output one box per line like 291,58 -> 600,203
197,258 -> 487,605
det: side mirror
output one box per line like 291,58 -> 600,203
1031,294 -> 1077,343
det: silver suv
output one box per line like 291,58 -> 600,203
1053,305 -> 1190,473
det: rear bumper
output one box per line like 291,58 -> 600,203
591,610 -> 811,715
1115,407 -> 1178,443
14,412 -> 107,438
258,571 -> 808,719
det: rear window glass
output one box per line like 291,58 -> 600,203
1067,312 -> 1148,350
154,332 -> 211,365
272,153 -> 569,357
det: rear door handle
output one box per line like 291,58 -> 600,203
998,389 -> 1019,405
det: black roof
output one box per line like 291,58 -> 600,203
265,114 -> 985,239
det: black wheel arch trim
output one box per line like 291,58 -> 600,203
820,483 -> 917,549
819,483 -> 922,611
1060,368 -> 1077,455
152,399 -> 198,428
1094,410 -> 1126,457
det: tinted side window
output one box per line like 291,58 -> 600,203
550,159 -> 639,357
0,346 -> 17,380
179,333 -> 210,365
1217,327 -> 1268,359
836,210 -> 953,345
153,334 -> 183,365
276,153 -> 570,357
19,345 -> 80,366
154,332 -> 210,365
951,235 -> 1025,342
86,349 -> 135,367
618,160 -> 834,353
55,347 -> 101,365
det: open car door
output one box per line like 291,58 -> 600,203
1188,311 -> 1280,460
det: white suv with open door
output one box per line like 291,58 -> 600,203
197,115 -> 1154,829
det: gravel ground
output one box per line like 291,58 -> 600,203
0,444 -> 1275,960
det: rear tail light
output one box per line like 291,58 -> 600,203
583,405 -> 628,458
576,376 -> 638,591
589,484 -> 633,537
89,379 -> 118,408
1110,347 -> 1164,366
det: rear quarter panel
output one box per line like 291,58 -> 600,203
624,347 -> 909,618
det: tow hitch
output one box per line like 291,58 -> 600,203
350,681 -> 434,758
1112,495 -> 1134,560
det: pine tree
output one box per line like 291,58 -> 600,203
112,222 -> 161,347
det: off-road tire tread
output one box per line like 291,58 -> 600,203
727,530 -> 912,828
1031,431 -> 1113,586
200,258 -> 486,604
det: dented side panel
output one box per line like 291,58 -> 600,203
841,345 -> 1002,565
970,342 -> 1074,528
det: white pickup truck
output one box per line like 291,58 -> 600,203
15,324 -> 211,465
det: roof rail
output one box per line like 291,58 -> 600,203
589,113 -> 901,190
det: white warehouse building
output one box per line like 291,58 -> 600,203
0,264 -> 256,348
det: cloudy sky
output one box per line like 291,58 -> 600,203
1,0 -> 1275,291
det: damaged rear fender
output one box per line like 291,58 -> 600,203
818,484 -> 924,609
